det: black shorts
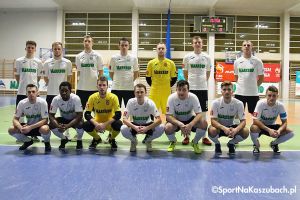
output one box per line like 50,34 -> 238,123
259,124 -> 281,137
189,90 -> 208,112
130,122 -> 154,135
46,95 -> 56,110
234,95 -> 259,113
49,117 -> 83,129
76,90 -> 98,109
218,124 -> 238,137
169,116 -> 198,132
20,123 -> 42,137
16,95 -> 27,108
111,90 -> 134,107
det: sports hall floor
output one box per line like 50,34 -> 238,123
0,96 -> 299,200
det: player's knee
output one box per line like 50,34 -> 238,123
157,124 -> 165,134
39,125 -> 50,134
8,127 -> 16,135
208,126 -> 217,137
111,120 -> 122,131
164,123 -> 174,134
201,119 -> 208,130
241,127 -> 249,139
250,124 -> 260,133
82,121 -> 94,132
76,120 -> 84,129
120,125 -> 130,133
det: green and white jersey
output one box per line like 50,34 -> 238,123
210,97 -> 245,127
50,93 -> 83,120
15,56 -> 43,95
109,53 -> 139,90
75,50 -> 103,91
44,57 -> 72,95
182,52 -> 211,90
167,92 -> 201,122
124,97 -> 159,125
15,97 -> 48,125
234,56 -> 264,96
253,99 -> 287,125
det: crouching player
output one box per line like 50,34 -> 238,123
121,83 -> 164,152
82,76 -> 122,151
208,81 -> 249,155
49,82 -> 84,150
8,84 -> 51,151
250,86 -> 294,154
165,80 -> 207,154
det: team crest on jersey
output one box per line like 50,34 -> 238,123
144,107 -> 149,113
123,111 -> 128,116
230,105 -> 234,112
164,63 -> 167,67
34,104 -> 39,111
106,100 -> 109,105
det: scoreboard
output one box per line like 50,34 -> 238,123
194,16 -> 234,33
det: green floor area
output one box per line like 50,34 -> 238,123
0,105 -> 299,151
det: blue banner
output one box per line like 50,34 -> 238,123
166,7 -> 171,59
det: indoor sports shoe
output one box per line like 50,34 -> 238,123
167,141 -> 176,152
270,142 -> 280,154
111,139 -> 118,151
191,140 -> 202,154
89,138 -> 101,149
182,136 -> 190,145
215,143 -> 222,155
253,145 -> 260,154
44,142 -> 52,152
146,141 -> 153,152
202,137 -> 212,146
76,140 -> 83,150
19,140 -> 34,150
227,142 -> 235,155
130,137 -> 138,152
59,138 -> 69,150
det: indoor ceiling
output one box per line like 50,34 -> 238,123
1,0 -> 300,16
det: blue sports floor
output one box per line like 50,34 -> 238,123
0,96 -> 299,200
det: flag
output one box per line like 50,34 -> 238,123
166,1 -> 171,59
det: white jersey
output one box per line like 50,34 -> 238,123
166,92 -> 201,122
44,57 -> 72,95
182,52 -> 212,90
253,99 -> 287,125
75,50 -> 103,91
15,97 -> 48,125
109,53 -> 139,90
15,56 -> 43,95
50,93 -> 83,120
124,97 -> 160,125
234,55 -> 264,96
210,97 -> 245,127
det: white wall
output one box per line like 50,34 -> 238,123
0,9 -> 58,60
